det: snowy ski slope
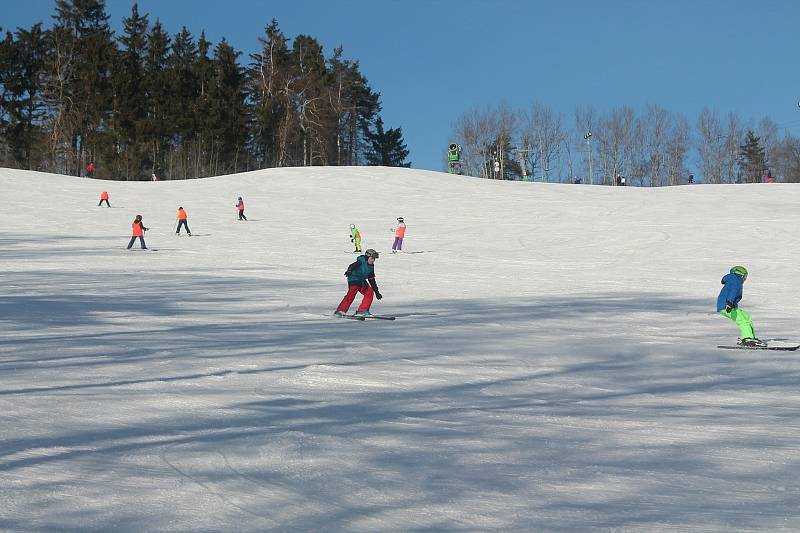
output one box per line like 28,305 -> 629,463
1,166 -> 800,531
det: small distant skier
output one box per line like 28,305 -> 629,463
98,191 -> 110,207
176,207 -> 191,236
87,162 -> 96,178
236,197 -> 247,221
127,214 -> 149,250
150,173 -> 158,182
717,265 -> 765,347
391,217 -> 406,253
334,249 -> 383,317
350,224 -> 362,253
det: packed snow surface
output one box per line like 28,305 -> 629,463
1,166 -> 800,531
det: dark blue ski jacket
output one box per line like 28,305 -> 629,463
717,273 -> 744,312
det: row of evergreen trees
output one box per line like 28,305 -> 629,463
0,1 -> 410,180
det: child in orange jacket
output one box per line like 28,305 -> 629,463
176,207 -> 191,235
127,214 -> 149,249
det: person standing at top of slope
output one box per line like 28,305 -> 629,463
98,191 -> 110,207
334,249 -> 383,317
235,196 -> 247,221
349,224 -> 362,253
176,207 -> 191,236
127,214 -> 149,250
391,217 -> 406,253
717,265 -> 765,347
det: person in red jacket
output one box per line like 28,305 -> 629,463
127,214 -> 149,249
235,196 -> 247,221
98,191 -> 110,207
176,207 -> 191,235
87,162 -> 96,178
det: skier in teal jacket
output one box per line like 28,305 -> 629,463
335,249 -> 382,317
717,265 -> 765,347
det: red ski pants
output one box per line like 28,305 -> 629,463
336,284 -> 374,313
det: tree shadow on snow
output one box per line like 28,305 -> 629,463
2,268 -> 800,531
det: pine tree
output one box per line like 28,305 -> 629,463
291,34 -> 331,165
325,48 -> 378,166
193,31 -> 214,176
365,116 -> 410,167
738,129 -> 767,183
167,26 -> 199,178
169,28 -> 198,138
207,38 -> 248,174
0,29 -> 14,166
144,20 -> 171,177
248,19 -> 291,167
0,24 -> 49,169
112,3 -> 149,179
49,0 -> 115,175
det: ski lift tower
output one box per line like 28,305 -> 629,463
447,143 -> 463,174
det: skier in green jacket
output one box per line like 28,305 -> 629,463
349,224 -> 362,253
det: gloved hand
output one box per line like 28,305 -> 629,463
375,291 -> 382,300
725,301 -> 734,313
350,238 -> 354,242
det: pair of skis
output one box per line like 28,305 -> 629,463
339,314 -> 395,321
718,341 -> 798,351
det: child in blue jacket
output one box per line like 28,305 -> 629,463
717,266 -> 765,347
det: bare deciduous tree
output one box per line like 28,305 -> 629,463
574,105 -> 595,184
664,113 -> 689,186
521,103 -> 564,182
723,112 -> 744,183
696,107 -> 724,184
641,105 -> 669,186
771,135 -> 800,182
596,106 -> 634,185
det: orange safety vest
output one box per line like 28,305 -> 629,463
177,208 -> 187,220
395,223 -> 406,238
132,221 -> 144,237
237,200 -> 245,210
100,191 -> 109,200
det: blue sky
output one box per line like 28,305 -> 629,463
4,0 -> 800,172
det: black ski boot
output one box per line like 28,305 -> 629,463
739,337 -> 767,348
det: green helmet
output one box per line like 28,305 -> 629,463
730,265 -> 748,280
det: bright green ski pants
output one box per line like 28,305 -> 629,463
719,307 -> 755,339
